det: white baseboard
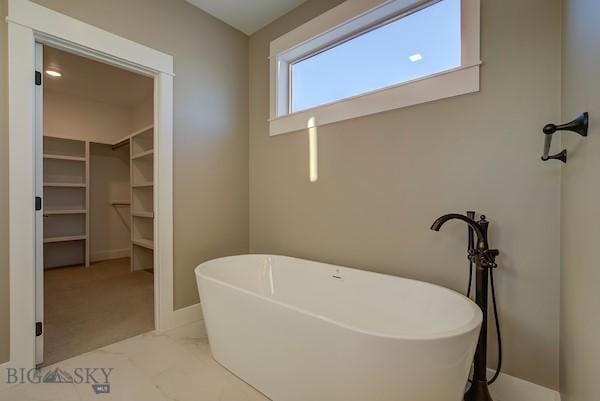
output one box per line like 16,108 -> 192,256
160,302 -> 203,331
488,369 -> 561,401
91,248 -> 131,263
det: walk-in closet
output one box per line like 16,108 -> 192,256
40,45 -> 156,365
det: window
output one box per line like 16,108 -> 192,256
291,0 -> 462,113
269,0 -> 481,136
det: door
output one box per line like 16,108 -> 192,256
34,42 -> 44,365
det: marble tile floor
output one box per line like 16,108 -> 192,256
0,321 -> 270,401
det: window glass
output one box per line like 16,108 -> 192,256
290,0 -> 462,113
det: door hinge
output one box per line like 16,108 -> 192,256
35,196 -> 42,211
36,322 -> 43,337
35,71 -> 42,86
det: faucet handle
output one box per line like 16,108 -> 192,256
482,249 -> 500,268
487,249 -> 500,257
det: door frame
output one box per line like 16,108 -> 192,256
6,0 -> 181,371
33,42 -> 43,365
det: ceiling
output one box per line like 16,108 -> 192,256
43,46 -> 153,108
186,0 -> 308,35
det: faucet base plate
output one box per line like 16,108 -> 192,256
464,380 -> 494,401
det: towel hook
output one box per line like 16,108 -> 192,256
541,112 -> 589,163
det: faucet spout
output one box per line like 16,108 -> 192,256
431,213 -> 489,250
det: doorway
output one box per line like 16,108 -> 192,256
36,44 -> 157,365
8,0 -> 176,371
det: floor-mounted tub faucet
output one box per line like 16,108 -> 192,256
431,213 -> 500,401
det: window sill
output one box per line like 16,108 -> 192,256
269,63 -> 480,136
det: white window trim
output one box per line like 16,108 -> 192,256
269,0 -> 481,136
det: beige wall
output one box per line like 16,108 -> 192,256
30,0 -> 250,309
249,0 -> 562,389
0,0 -> 9,365
0,0 -> 249,363
44,89 -> 133,143
132,96 -> 154,133
560,0 -> 600,399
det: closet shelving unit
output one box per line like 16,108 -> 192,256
42,136 -> 90,267
129,125 -> 155,272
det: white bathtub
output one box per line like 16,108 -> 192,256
195,255 -> 482,401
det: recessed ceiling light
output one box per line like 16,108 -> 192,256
409,53 -> 423,62
45,70 -> 62,77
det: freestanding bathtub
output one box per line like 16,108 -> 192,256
195,255 -> 482,401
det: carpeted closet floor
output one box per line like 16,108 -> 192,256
43,257 -> 154,366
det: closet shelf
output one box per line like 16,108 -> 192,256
132,182 -> 153,188
44,235 -> 87,244
112,138 -> 130,150
44,182 -> 86,188
111,125 -> 154,150
130,125 -> 155,272
44,209 -> 87,215
133,238 -> 154,250
132,211 -> 154,218
131,125 -> 154,138
43,137 -> 90,267
43,154 -> 86,162
132,149 -> 154,160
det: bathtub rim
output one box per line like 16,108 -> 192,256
195,254 -> 482,342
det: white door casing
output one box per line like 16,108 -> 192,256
34,42 -> 44,366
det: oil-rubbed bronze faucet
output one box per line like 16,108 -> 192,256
431,213 -> 500,401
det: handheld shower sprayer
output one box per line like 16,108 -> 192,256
541,112 -> 589,163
